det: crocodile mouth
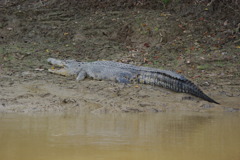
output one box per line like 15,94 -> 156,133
47,58 -> 66,66
48,66 -> 72,76
47,58 -> 72,76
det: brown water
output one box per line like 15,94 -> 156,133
0,112 -> 239,160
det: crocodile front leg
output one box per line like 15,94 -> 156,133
76,70 -> 87,81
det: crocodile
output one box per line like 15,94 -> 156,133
47,58 -> 219,104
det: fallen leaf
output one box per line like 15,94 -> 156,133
177,70 -> 182,73
178,24 -> 185,30
160,13 -> 171,16
144,43 -> 150,48
143,57 -> 148,63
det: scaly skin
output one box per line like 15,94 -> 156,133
47,58 -> 219,104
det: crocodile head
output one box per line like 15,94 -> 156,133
47,58 -> 82,76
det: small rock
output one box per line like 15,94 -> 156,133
202,81 -> 210,86
182,96 -> 196,101
62,98 -> 76,104
21,71 -> 31,76
223,107 -> 239,112
200,104 -> 214,109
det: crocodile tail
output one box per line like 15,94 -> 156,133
178,79 -> 219,104
137,72 -> 219,104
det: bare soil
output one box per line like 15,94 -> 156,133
0,1 -> 239,113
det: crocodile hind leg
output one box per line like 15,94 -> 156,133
115,72 -> 134,84
116,77 -> 130,84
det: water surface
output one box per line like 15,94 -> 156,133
0,112 -> 239,160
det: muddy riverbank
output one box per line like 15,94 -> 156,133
0,1 -> 239,113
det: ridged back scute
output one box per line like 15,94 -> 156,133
137,71 -> 219,104
91,61 -> 187,80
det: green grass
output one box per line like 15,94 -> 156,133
197,64 -> 211,70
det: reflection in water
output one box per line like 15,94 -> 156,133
0,112 -> 239,160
